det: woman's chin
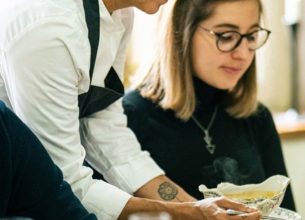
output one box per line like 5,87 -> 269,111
214,82 -> 237,91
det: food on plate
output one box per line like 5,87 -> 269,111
225,191 -> 279,201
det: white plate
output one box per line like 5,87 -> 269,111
269,207 -> 302,220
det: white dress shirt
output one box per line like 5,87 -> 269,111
0,0 -> 164,219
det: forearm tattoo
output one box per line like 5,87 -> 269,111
158,182 -> 178,201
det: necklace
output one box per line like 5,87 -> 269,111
191,106 -> 218,154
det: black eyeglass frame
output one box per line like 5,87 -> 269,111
198,26 -> 271,52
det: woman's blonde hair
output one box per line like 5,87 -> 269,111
132,0 -> 263,121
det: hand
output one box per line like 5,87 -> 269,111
118,196 -> 261,220
193,197 -> 261,220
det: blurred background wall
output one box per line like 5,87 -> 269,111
261,0 -> 305,216
256,0 -> 292,111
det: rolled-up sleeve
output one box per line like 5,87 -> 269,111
81,99 -> 165,194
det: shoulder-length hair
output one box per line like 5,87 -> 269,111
132,0 -> 263,121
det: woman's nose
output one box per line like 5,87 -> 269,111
231,38 -> 253,59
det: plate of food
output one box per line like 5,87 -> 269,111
198,175 -> 290,216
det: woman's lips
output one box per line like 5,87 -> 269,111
220,66 -> 243,75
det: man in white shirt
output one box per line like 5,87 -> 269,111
0,0 -> 261,219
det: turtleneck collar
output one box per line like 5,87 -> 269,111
193,76 -> 227,112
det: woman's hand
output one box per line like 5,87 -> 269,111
192,196 -> 261,220
118,196 -> 261,220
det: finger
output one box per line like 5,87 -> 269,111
215,197 -> 258,213
228,211 -> 262,220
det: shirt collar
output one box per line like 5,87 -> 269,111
99,0 -> 125,32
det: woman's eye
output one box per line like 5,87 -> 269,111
218,32 -> 236,42
247,33 -> 258,42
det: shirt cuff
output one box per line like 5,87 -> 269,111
82,180 -> 132,220
104,151 -> 165,194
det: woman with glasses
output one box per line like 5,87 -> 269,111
0,0 -> 262,219
123,0 -> 296,210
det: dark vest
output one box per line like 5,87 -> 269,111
79,0 -> 124,118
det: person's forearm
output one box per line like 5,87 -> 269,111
134,175 -> 196,202
118,197 -> 166,219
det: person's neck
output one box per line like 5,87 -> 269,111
102,0 -> 131,14
193,76 -> 227,109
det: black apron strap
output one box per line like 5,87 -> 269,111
83,0 -> 99,80
80,0 -> 125,180
79,0 -> 124,118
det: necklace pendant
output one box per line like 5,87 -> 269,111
191,106 -> 218,155
203,130 -> 215,154
206,143 -> 216,154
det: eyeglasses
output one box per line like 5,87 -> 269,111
198,26 -> 271,52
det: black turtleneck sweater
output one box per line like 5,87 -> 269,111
123,77 -> 295,210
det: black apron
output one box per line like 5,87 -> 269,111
80,0 -> 124,180
79,0 -> 124,118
